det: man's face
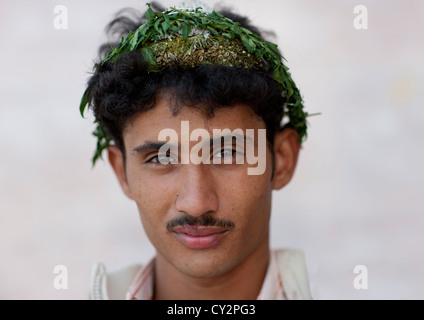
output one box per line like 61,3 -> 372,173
114,96 -> 276,279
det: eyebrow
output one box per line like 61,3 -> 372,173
132,133 -> 253,155
132,142 -> 167,155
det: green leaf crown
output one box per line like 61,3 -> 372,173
80,3 -> 310,166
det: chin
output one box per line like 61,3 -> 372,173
179,263 -> 233,279
173,251 -> 238,279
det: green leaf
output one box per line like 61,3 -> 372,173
162,20 -> 170,34
212,22 -> 230,30
155,19 -> 164,37
265,40 -> 279,52
207,11 -> 224,20
222,32 -> 235,39
79,88 -> 89,117
164,13 -> 171,24
241,27 -> 253,35
138,23 -> 150,36
230,23 -> 241,35
182,22 -> 191,40
272,67 -> 285,87
91,124 -> 112,167
206,26 -> 220,36
171,7 -> 193,18
240,34 -> 256,52
169,25 -> 180,33
145,6 -> 156,22
254,49 -> 263,59
286,85 -> 294,99
129,32 -> 139,50
140,47 -> 159,72
200,17 -> 208,25
154,19 -> 161,32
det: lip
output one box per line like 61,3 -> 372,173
171,226 -> 229,249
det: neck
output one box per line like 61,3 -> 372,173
153,237 -> 270,300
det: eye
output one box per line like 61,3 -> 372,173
146,153 -> 177,165
214,149 -> 235,158
213,148 -> 242,163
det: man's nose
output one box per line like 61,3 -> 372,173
175,164 -> 219,217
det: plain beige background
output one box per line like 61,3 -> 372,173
0,0 -> 423,299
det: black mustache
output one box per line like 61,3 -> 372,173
167,214 -> 235,230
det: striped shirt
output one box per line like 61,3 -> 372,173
125,250 -> 286,300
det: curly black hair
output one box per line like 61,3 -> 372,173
84,2 -> 286,161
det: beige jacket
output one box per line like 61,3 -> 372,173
90,248 -> 312,300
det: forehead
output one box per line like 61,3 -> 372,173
123,96 -> 266,145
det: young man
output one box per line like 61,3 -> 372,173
81,1 -> 312,300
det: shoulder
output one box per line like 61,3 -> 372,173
272,248 -> 312,300
90,262 -> 143,300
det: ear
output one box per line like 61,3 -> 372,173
108,145 -> 134,199
271,128 -> 301,190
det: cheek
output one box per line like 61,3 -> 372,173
126,168 -> 175,229
241,178 -> 272,243
219,170 -> 272,225
127,161 -> 170,202
132,180 -> 175,251
221,151 -> 274,214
